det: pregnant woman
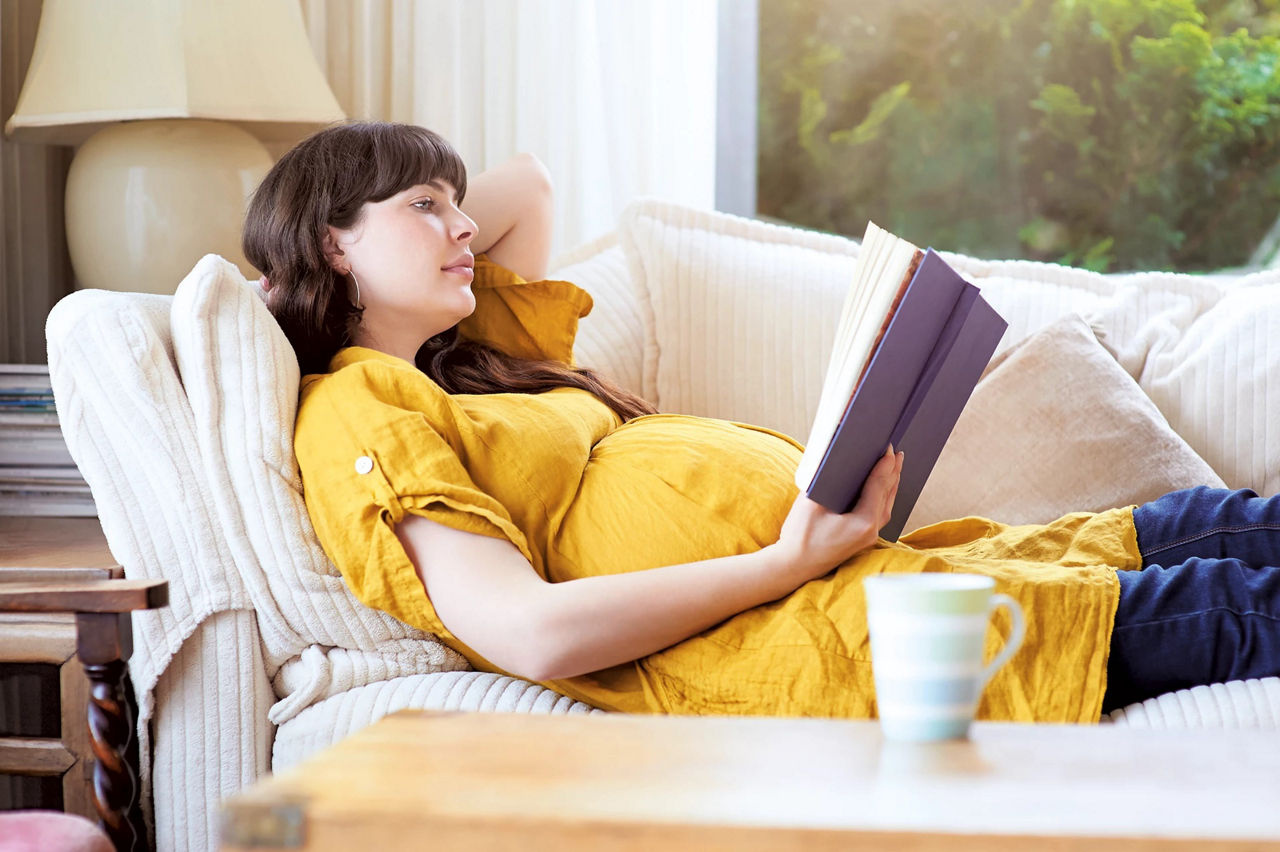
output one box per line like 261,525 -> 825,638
242,120 -> 1280,723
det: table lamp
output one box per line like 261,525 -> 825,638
4,0 -> 346,295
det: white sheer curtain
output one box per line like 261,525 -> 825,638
297,0 -> 719,259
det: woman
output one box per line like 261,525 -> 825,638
244,120 -> 1280,721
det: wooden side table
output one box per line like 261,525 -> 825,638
0,516 -> 168,852
1,517 -> 120,818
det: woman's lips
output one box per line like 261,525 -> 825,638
443,265 -> 474,278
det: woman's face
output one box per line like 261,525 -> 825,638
329,179 -> 479,350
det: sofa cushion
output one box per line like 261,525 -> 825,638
1137,274 -> 1280,496
272,671 -> 602,773
615,199 -> 1280,505
617,199 -> 1137,443
905,314 -> 1226,531
1105,676 -> 1280,728
619,199 -> 859,439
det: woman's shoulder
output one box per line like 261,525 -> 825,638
293,348 -> 466,480
301,346 -> 443,405
297,347 -> 457,444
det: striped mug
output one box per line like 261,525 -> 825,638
864,573 -> 1025,742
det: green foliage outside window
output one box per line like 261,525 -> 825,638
758,0 -> 1280,271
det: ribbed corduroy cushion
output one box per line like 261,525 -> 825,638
1107,677 -> 1280,728
272,671 -> 602,772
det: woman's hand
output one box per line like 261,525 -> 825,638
769,446 -> 904,585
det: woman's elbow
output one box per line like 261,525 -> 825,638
469,598 -> 566,683
507,603 -> 579,682
517,153 -> 554,236
514,656 -> 561,684
514,151 -> 553,198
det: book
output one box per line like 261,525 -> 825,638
0,488 -> 97,517
0,411 -> 61,427
795,222 -> 1008,541
0,465 -> 86,482
0,425 -> 75,467
0,363 -> 51,393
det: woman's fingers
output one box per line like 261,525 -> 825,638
855,446 -> 899,526
879,450 -> 904,526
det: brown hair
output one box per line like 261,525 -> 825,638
243,120 -> 656,422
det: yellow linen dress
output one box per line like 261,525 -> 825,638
294,257 -> 1140,724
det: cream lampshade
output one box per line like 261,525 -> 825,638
4,0 -> 346,294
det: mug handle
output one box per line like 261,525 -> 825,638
978,593 -> 1026,690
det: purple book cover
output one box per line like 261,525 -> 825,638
805,249 -> 1007,540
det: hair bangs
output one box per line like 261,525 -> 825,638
366,124 -> 469,206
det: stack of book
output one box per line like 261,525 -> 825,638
0,364 -> 95,516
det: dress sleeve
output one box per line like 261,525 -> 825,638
458,254 -> 594,364
295,358 -> 531,661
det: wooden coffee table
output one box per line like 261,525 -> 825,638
220,710 -> 1280,850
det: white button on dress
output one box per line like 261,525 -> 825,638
354,455 -> 374,475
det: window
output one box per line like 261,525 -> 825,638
749,0 -> 1280,272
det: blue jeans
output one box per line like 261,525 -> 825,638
1101,486 -> 1280,714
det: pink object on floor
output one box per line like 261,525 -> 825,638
0,811 -> 113,852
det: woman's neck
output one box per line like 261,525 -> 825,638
349,326 -> 422,366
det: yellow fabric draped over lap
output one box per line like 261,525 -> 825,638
294,256 -> 1140,724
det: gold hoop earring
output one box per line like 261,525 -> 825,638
349,270 -> 363,309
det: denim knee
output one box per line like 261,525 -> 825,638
1103,557 -> 1280,713
1132,486 -> 1280,569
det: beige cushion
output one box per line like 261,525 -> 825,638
905,314 -> 1226,532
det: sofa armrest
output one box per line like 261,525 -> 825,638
150,609 -> 275,852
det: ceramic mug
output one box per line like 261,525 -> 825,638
863,573 -> 1025,742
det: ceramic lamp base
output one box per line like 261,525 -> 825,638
65,119 -> 272,294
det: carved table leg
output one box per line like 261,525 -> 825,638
123,672 -> 148,847
76,611 -> 143,852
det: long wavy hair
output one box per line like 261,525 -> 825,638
243,121 -> 656,422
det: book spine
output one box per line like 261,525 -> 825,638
881,294 -> 1008,540
886,286 -> 980,449
0,436 -> 75,466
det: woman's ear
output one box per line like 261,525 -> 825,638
322,226 -> 348,274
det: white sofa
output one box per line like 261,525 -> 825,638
46,198 -> 1280,852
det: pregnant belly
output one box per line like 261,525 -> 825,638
548,414 -> 805,582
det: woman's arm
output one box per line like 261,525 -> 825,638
395,448 -> 904,682
399,515 -> 802,682
461,152 -> 554,281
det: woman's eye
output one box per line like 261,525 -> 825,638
413,199 -> 434,210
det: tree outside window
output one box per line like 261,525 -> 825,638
758,0 -> 1280,272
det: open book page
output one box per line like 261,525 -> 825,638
851,250 -> 924,397
795,223 -> 921,491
